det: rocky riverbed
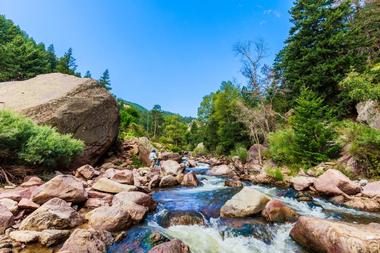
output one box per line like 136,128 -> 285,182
1,144 -> 380,253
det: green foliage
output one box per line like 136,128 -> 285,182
268,128 -> 297,165
339,63 -> 380,102
340,121 -> 380,177
265,167 -> 284,181
193,143 -> 206,156
269,89 -> 339,168
199,81 -> 250,154
98,69 -> 111,91
274,0 -> 356,111
55,48 -> 79,76
230,144 -> 248,163
159,115 -> 188,151
0,110 -> 83,168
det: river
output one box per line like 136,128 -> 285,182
108,164 -> 380,253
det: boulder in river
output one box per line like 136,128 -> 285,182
32,175 -> 87,204
85,205 -> 133,232
112,191 -> 156,211
290,216 -> 380,253
314,169 -> 361,197
0,73 -> 119,166
181,172 -> 199,187
19,198 -> 83,231
290,176 -> 316,191
58,228 -> 113,253
261,199 -> 298,223
159,175 -> 179,188
209,164 -> 234,176
160,160 -> 183,176
148,239 -> 191,253
220,187 -> 271,218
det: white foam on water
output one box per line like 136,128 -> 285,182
159,221 -> 297,253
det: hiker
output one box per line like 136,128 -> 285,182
149,149 -> 159,168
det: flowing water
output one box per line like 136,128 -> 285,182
108,164 -> 380,253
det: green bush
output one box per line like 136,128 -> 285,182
0,110 -> 83,168
268,128 -> 297,165
230,144 -> 248,163
193,143 -> 206,156
265,167 -> 284,181
340,121 -> 380,177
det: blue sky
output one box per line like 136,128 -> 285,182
0,0 -> 292,116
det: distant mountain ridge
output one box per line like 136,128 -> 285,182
122,100 -> 195,123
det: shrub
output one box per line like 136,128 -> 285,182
265,167 -> 284,181
0,110 -> 83,168
268,128 -> 297,165
193,143 -> 206,156
340,121 -> 380,177
230,144 -> 248,163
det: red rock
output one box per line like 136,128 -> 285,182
111,170 -> 134,185
18,198 -> 40,210
76,164 -> 98,180
21,176 -> 44,187
261,199 -> 298,222
113,191 -> 156,211
85,205 -> 132,232
0,204 -> 14,234
291,176 -> 316,191
362,181 -> 380,198
314,169 -> 361,197
181,172 -> 199,187
32,175 -> 87,204
290,216 -> 380,253
148,239 -> 190,253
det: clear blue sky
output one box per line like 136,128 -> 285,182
0,0 -> 292,117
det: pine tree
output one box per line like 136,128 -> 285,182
290,88 -> 339,166
47,44 -> 57,72
56,48 -> 77,75
98,69 -> 111,90
274,0 -> 355,109
84,71 -> 92,78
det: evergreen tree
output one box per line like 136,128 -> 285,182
274,0 -> 355,109
98,69 -> 111,90
151,104 -> 163,139
56,48 -> 77,75
290,88 -> 339,166
84,70 -> 92,78
47,44 -> 57,72
350,1 -> 380,66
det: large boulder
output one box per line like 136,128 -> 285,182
0,205 -> 14,234
58,228 -> 113,253
261,199 -> 298,222
112,191 -> 156,211
290,216 -> 380,253
159,175 -> 179,188
356,100 -> 380,129
148,239 -> 191,253
314,169 -> 361,197
85,205 -> 133,232
137,137 -> 154,166
209,164 -> 234,176
159,152 -> 182,163
32,175 -> 87,204
343,196 -> 380,212
0,73 -> 119,166
160,160 -> 183,176
220,187 -> 271,218
19,198 -> 83,231
181,172 -> 199,187
290,176 -> 316,191
362,181 -> 380,198
91,178 -> 137,193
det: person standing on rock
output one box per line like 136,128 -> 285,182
149,149 -> 159,169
